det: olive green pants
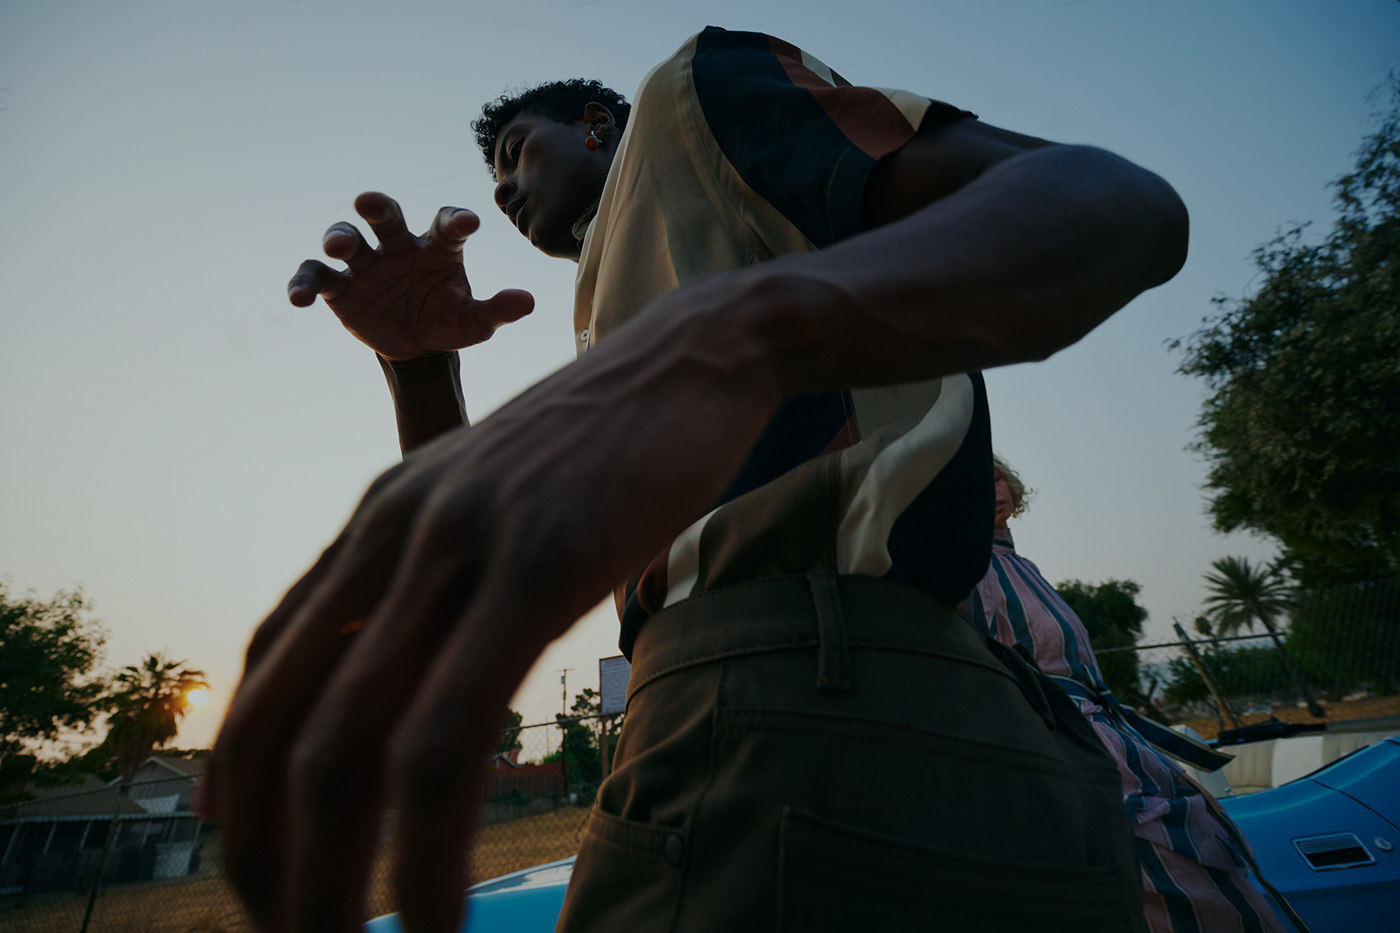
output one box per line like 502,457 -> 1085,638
556,573 -> 1145,932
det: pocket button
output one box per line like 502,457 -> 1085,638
664,833 -> 685,866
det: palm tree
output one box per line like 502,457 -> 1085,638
81,654 -> 207,933
1201,557 -> 1324,717
1202,556 -> 1292,637
102,654 -> 208,781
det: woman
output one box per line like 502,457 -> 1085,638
965,456 -> 1304,933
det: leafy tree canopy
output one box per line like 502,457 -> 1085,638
1172,77 -> 1400,587
0,583 -> 108,772
544,688 -> 622,793
1057,578 -> 1149,645
496,708 -> 524,755
1056,578 -> 1150,708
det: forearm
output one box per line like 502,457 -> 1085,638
376,351 -> 469,456
736,144 -> 1188,396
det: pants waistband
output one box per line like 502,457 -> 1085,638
626,571 -> 1016,708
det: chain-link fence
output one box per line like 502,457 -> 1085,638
1101,576 -> 1400,740
4,578 -> 1394,931
0,713 -> 612,933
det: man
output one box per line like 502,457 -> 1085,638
200,27 -> 1187,933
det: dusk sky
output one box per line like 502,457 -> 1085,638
3,0 -> 1397,752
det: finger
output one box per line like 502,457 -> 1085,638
192,536 -> 348,821
477,288 -> 535,328
389,574 -> 567,933
354,191 -> 419,254
426,207 -> 481,255
214,506 -> 415,929
288,259 -> 349,307
322,222 -> 378,274
286,538 -> 493,932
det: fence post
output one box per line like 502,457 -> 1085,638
1173,621 -> 1242,731
79,781 -> 126,933
597,716 -> 608,782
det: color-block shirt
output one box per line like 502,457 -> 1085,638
575,27 -> 992,657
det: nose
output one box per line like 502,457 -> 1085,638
494,180 -> 516,211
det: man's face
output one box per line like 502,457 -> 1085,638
492,109 -> 613,260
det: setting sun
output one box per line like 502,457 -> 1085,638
185,687 -> 209,707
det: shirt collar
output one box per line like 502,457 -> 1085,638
571,199 -> 601,244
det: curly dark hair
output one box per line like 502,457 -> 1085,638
473,79 -> 632,179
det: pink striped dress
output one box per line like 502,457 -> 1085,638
966,529 -> 1302,933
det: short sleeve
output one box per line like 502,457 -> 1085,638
690,26 -> 975,247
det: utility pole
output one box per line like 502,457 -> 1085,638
559,668 -> 575,715
1173,619 -> 1241,731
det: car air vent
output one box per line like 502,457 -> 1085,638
1294,833 -> 1376,871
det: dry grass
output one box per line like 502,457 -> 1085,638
0,873 -> 251,933
1,805 -> 592,933
1176,693 -> 1400,740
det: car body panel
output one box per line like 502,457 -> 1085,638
363,858 -> 574,933
1219,737 -> 1400,933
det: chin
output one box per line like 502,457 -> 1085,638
535,235 -> 582,260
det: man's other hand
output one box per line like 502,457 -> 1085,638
289,192 -> 534,360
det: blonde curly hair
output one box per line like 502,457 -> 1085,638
992,454 -> 1032,518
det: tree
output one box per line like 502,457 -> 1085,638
1163,641 -> 1297,707
1202,556 -> 1324,717
496,708 -> 524,756
1172,77 -> 1400,587
82,653 -> 207,933
0,584 -> 108,776
101,653 -> 208,782
1201,556 -> 1292,637
543,688 -> 623,794
1289,576 -> 1400,696
1055,578 -> 1152,712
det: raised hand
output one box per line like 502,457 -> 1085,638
198,267 -> 786,932
290,192 -> 534,361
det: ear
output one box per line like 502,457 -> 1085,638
583,101 -> 616,138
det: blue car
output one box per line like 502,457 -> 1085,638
364,857 -> 574,933
1218,735 -> 1400,933
367,736 -> 1400,932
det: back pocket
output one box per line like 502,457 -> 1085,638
556,807 -> 688,933
777,807 -> 1137,933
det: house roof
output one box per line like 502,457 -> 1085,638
138,755 -> 207,779
100,755 -> 207,789
2,775 -> 147,820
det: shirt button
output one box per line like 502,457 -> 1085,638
664,833 -> 684,866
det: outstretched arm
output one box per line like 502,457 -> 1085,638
751,117 -> 1187,397
289,192 -> 536,454
201,119 -> 1185,933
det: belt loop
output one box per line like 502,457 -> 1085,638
807,569 -> 851,693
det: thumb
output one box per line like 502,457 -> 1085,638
478,288 -> 535,328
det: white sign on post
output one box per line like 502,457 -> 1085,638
598,655 -> 631,715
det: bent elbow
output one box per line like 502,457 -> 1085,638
1151,180 -> 1190,287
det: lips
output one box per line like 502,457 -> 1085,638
506,196 -> 527,231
